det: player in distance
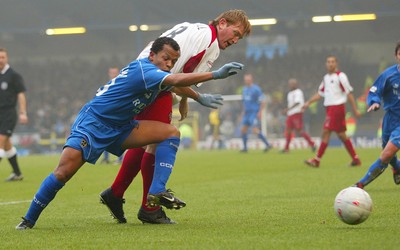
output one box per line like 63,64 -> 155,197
303,55 -> 361,168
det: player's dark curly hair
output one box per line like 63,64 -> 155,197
150,37 -> 180,54
395,41 -> 400,55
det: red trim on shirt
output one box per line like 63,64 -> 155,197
182,25 -> 217,73
336,71 -> 346,92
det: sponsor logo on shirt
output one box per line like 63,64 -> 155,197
1,81 -> 8,90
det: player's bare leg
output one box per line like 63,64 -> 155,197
16,147 -> 85,229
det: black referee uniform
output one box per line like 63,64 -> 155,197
0,65 -> 26,178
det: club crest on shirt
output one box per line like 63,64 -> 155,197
1,81 -> 8,90
80,139 -> 88,148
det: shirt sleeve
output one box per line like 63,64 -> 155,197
141,64 -> 171,91
13,72 -> 26,93
338,72 -> 353,93
318,81 -> 325,97
367,73 -> 386,107
256,86 -> 266,102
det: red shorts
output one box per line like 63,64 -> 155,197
134,91 -> 173,124
323,104 -> 346,132
286,113 -> 303,130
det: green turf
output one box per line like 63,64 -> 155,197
0,148 -> 398,249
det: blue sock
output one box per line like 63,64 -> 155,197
25,173 -> 65,225
258,133 -> 270,147
359,158 -> 388,187
242,134 -> 248,150
149,137 -> 180,194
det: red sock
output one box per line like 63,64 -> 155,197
316,142 -> 328,159
111,148 -> 144,198
301,131 -> 315,147
284,132 -> 291,150
141,152 -> 159,211
343,138 -> 358,159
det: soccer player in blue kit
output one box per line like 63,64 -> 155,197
240,73 -> 272,152
15,37 -> 243,229
354,41 -> 400,188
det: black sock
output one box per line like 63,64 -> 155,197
8,155 -> 22,176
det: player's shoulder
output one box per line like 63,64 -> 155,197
253,84 -> 262,90
336,71 -> 348,77
6,66 -> 17,75
8,67 -> 23,79
382,64 -> 399,76
170,22 -> 210,32
133,58 -> 157,72
294,88 -> 303,94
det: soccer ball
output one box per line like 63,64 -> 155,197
334,187 -> 373,225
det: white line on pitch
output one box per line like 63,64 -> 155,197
0,200 -> 31,205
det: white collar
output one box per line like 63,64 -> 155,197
1,64 -> 10,74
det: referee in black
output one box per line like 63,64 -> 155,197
0,48 -> 28,181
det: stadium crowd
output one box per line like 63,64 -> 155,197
12,46 -> 380,147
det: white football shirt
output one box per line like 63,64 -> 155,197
287,88 -> 304,116
137,22 -> 220,75
318,71 -> 354,106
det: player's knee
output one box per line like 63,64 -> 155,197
381,151 -> 394,164
53,168 -> 70,183
166,124 -> 180,138
145,144 -> 157,154
172,126 -> 180,138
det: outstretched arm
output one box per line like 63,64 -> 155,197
347,92 -> 361,118
163,62 -> 243,87
17,92 -> 28,124
172,87 -> 224,109
302,93 -> 322,111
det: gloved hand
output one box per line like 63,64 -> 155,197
212,62 -> 244,79
196,93 -> 224,109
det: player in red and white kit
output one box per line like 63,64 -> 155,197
99,10 -> 251,224
302,55 -> 361,168
281,78 -> 315,153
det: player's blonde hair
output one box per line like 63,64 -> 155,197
210,10 -> 251,37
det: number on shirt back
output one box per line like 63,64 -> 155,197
96,78 -> 115,96
164,25 -> 189,38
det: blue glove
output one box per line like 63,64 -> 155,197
212,62 -> 244,79
196,93 -> 224,109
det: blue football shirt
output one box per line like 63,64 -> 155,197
368,64 -> 400,114
87,58 -> 172,126
242,84 -> 265,113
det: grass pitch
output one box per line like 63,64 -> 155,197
0,147 -> 398,249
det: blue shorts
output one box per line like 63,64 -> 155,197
382,111 -> 400,148
64,108 -> 138,164
241,111 -> 260,128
